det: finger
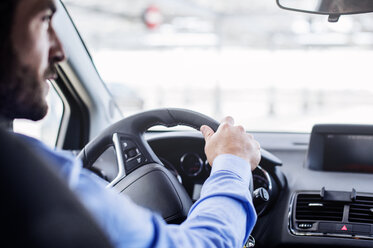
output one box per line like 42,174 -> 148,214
237,125 -> 245,133
200,125 -> 215,141
255,140 -> 261,150
221,116 -> 234,126
257,150 -> 262,164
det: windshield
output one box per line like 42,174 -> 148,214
63,0 -> 373,132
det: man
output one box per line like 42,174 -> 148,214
0,0 -> 261,247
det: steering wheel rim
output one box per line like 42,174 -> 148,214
80,108 -> 220,167
78,108 -> 273,222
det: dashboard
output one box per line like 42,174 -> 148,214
91,126 -> 373,248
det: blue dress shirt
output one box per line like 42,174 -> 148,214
19,134 -> 257,248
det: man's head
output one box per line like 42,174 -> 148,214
0,0 -> 65,121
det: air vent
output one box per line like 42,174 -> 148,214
349,195 -> 373,224
296,194 -> 344,222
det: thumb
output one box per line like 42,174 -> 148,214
200,125 -> 214,141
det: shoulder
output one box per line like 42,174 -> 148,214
14,132 -> 82,185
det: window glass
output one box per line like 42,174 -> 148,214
64,0 -> 373,132
14,82 -> 64,147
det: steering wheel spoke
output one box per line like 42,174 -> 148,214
108,133 -> 126,187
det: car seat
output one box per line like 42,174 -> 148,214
0,128 -> 113,248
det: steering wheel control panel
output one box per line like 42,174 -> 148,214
120,139 -> 147,172
91,133 -> 152,187
97,133 -> 149,187
289,188 -> 373,240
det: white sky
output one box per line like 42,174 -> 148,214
94,49 -> 373,92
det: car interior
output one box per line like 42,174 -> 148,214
8,0 -> 373,247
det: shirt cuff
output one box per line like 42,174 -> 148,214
211,154 -> 252,184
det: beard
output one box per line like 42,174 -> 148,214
0,49 -> 52,121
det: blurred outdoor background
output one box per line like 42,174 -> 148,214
15,0 -> 373,142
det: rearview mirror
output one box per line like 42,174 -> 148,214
276,0 -> 373,22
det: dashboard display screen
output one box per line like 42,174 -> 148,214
323,134 -> 373,173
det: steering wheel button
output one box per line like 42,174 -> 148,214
127,149 -> 138,158
121,140 -> 136,150
126,155 -> 146,171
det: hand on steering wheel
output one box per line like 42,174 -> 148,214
201,116 -> 261,171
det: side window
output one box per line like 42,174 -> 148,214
13,81 -> 64,148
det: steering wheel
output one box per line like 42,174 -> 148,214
78,108 -> 279,222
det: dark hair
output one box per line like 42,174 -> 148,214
0,0 -> 19,84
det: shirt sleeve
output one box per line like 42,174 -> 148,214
167,154 -> 257,247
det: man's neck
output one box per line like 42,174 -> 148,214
0,115 -> 13,131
